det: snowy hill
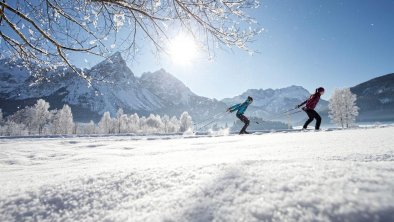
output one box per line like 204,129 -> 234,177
1,127 -> 394,221
222,86 -> 329,121
351,73 -> 394,121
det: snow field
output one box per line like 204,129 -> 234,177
1,127 -> 394,221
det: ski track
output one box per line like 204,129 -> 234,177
1,127 -> 394,222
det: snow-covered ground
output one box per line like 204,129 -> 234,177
1,127 -> 394,222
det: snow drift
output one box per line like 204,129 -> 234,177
0,127 -> 394,221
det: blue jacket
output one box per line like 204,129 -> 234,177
229,100 -> 250,115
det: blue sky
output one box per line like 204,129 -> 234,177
72,0 -> 394,99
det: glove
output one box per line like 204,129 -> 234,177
295,105 -> 301,109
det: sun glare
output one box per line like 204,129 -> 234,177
168,34 -> 198,65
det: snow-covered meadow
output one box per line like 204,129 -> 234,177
1,127 -> 394,222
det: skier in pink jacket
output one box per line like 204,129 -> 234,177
297,87 -> 325,130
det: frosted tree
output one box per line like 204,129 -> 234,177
139,116 -> 147,132
51,110 -> 61,134
52,104 -> 74,134
329,88 -> 359,128
119,114 -> 129,133
99,111 -> 112,134
127,113 -> 140,133
0,0 -> 261,77
115,108 -> 124,133
159,115 -> 180,133
114,108 -> 129,133
146,114 -> 164,133
170,116 -> 180,133
7,107 -> 31,134
179,112 -> 193,132
51,105 -> 69,134
85,120 -> 96,134
162,115 -> 174,133
73,122 -> 79,135
63,105 -> 74,134
29,99 -> 52,135
4,120 -> 27,136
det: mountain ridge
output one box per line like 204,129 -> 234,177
1,53 -> 393,122
350,73 -> 394,121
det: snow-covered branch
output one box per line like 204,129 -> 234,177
0,0 -> 261,76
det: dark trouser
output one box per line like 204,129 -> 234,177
303,109 -> 321,130
236,114 -> 250,134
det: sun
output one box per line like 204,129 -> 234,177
168,34 -> 198,65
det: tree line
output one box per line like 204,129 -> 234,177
0,88 -> 361,136
0,99 -> 193,136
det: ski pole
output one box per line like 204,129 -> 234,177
266,106 -> 303,120
194,112 -> 227,132
286,110 -> 303,116
196,111 -> 226,125
196,119 -> 217,131
270,109 -> 295,119
193,111 -> 226,127
282,107 -> 299,114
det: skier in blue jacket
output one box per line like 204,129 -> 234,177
227,96 -> 253,134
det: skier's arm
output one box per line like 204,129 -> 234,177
227,104 -> 241,112
297,95 -> 313,108
297,100 -> 308,108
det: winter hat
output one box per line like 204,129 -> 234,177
316,87 -> 325,93
247,96 -> 253,101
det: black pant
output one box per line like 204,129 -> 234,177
303,109 -> 321,130
236,114 -> 250,134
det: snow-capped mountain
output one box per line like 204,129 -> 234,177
222,86 -> 329,120
140,69 -> 228,121
5,52 -> 392,123
0,53 -> 329,123
81,52 -> 163,113
0,53 -> 163,121
0,53 -> 228,122
351,73 -> 394,121
140,69 -> 195,105
223,86 -> 311,111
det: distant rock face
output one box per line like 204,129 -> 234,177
140,69 -> 228,121
140,69 -> 195,105
351,73 -> 394,121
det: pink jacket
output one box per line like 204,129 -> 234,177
305,93 -> 321,110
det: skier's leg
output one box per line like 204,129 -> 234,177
240,115 -> 250,134
303,110 -> 314,129
236,114 -> 244,134
237,114 -> 249,134
313,111 -> 321,130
